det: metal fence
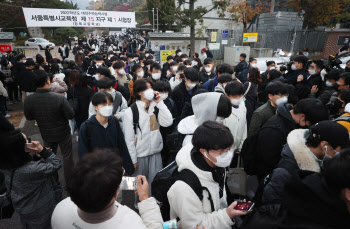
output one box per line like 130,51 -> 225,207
207,29 -> 327,60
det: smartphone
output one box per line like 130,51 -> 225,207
234,202 -> 254,211
25,143 -> 34,149
120,176 -> 137,190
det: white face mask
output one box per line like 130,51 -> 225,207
172,66 -> 178,72
291,64 -> 297,70
160,93 -> 168,100
309,69 -> 316,75
145,54 -> 149,57
143,88 -> 154,101
231,97 -> 243,106
204,148 -> 234,168
269,67 -> 276,70
251,63 -> 257,68
137,71 -> 144,78
118,69 -> 126,75
93,74 -> 100,80
22,60 -> 27,63
275,96 -> 288,106
99,105 -> 113,117
178,52 -> 182,56
186,82 -> 197,89
96,62 -> 103,67
215,116 -> 225,124
152,73 -> 161,80
205,67 -> 212,73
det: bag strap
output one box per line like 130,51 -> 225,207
6,169 -> 16,198
208,79 -> 214,92
131,103 -> 141,136
237,155 -> 241,168
335,116 -> 350,123
243,82 -> 251,98
113,91 -> 123,115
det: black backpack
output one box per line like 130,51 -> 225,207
334,116 -> 350,123
166,128 -> 191,164
130,103 -> 159,135
151,161 -> 215,221
240,132 -> 260,175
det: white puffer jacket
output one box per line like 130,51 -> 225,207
122,100 -> 173,163
167,143 -> 234,229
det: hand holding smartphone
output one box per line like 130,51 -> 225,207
120,176 -> 138,190
234,202 -> 255,211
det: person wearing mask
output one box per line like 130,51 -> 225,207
168,121 -> 248,229
109,55 -> 119,75
249,81 -> 289,136
256,98 -> 328,179
295,60 -> 324,99
280,149 -> 350,229
87,54 -> 106,79
153,81 -> 179,165
169,64 -> 186,90
45,45 -> 53,62
91,41 -> 99,54
128,64 -> 146,104
88,78 -> 128,120
78,91 -> 134,175
345,60 -> 350,72
51,149 -> 163,229
75,47 -> 85,72
72,44 -> 79,56
238,58 -> 257,84
12,54 -> 26,101
19,58 -> 36,102
261,61 -> 276,84
199,58 -> 215,86
214,73 -> 233,94
67,73 -> 94,131
49,73 -> 68,96
166,61 -> 179,81
0,130 -> 62,229
309,69 -> 342,104
199,48 -> 207,63
24,70 -> 75,183
206,46 -> 213,59
285,55 -> 308,86
327,72 -> 350,115
162,55 -> 174,78
150,62 -> 163,83
112,61 -> 131,88
224,81 -> 247,156
122,79 -> 173,195
244,67 -> 261,126
1,58 -> 18,104
335,89 -> 350,131
175,49 -> 182,58
171,67 -> 200,115
202,63 -> 234,92
242,121 -> 350,229
177,92 -> 232,147
82,52 -> 92,72
234,53 -> 248,76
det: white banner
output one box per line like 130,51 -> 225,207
22,7 -> 136,28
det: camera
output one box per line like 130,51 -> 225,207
323,55 -> 342,70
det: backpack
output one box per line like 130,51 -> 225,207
166,128 -> 189,164
208,79 -> 215,92
151,161 -> 215,221
112,91 -> 123,115
130,103 -> 159,135
240,131 -> 260,175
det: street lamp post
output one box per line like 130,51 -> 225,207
290,10 -> 305,55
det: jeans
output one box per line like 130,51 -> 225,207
44,135 -> 74,183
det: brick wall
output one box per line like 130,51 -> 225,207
322,30 -> 350,58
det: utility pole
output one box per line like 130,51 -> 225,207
270,0 -> 275,13
290,10 -> 305,55
157,8 -> 159,32
152,8 -> 155,32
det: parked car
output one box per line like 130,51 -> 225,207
24,38 -> 55,50
255,57 -> 290,73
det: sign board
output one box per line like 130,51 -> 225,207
153,51 -> 161,63
22,7 -> 136,28
243,33 -> 258,43
222,40 -> 228,45
0,32 -> 14,40
0,44 -> 12,52
337,36 -> 350,46
161,50 -> 176,62
211,32 -> 217,43
208,43 -> 220,51
222,30 -> 229,39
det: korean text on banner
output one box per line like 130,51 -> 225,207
161,50 -> 176,62
22,7 -> 136,28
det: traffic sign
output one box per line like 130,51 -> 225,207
243,33 -> 258,43
222,30 -> 229,39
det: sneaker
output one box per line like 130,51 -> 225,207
35,122 -> 38,126
5,114 -> 11,118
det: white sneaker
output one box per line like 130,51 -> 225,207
5,114 -> 11,118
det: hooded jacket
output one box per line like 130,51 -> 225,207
280,172 -> 350,229
171,81 -> 200,114
167,143 -> 234,229
177,93 -> 221,146
223,101 -> 247,152
248,100 -> 277,136
214,84 -> 225,94
256,103 -> 296,177
122,100 -> 173,164
78,115 -> 134,175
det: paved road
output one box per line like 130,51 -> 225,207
0,101 -> 136,228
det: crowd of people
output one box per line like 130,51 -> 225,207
0,30 -> 350,229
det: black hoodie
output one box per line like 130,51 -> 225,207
256,103 -> 296,177
280,171 -> 350,229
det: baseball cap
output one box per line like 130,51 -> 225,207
309,120 -> 350,148
201,48 -> 207,52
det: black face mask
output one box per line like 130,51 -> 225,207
345,67 -> 350,73
334,83 -> 340,92
334,99 -> 344,110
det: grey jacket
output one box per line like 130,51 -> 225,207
1,150 -> 62,217
24,89 -> 74,142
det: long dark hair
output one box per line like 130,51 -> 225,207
248,67 -> 261,84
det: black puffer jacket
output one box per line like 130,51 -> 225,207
24,89 -> 74,142
171,81 -> 199,115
